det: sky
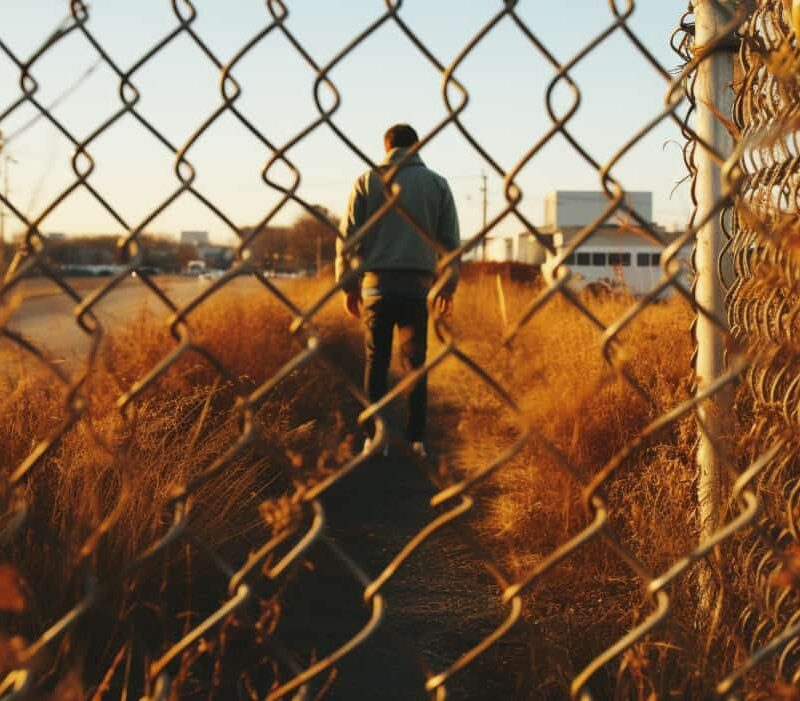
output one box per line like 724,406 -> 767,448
0,1 -> 692,246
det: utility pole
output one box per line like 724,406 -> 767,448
0,130 -> 9,273
480,171 -> 488,261
0,129 -> 4,271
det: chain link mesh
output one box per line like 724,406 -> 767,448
0,1 -> 798,699
723,0 -> 800,697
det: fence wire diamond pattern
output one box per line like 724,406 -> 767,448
0,1 -> 799,699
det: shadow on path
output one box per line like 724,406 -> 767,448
277,424 -> 532,700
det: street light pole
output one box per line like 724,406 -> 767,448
0,154 -> 17,274
480,171 -> 488,261
0,131 -> 8,273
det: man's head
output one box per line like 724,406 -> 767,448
383,124 -> 419,153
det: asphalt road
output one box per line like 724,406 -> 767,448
1,275 -> 221,365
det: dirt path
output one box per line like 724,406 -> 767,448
3,278 -> 534,698
277,427 -> 531,700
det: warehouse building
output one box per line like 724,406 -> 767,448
180,230 -> 209,246
517,191 -> 691,295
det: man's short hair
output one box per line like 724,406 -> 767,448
384,124 -> 419,150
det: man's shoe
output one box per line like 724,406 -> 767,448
362,437 -> 389,457
410,441 -> 428,459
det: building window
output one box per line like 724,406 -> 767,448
609,252 -> 632,266
651,252 -> 661,266
637,252 -> 649,267
577,252 -> 590,266
592,252 -> 606,266
565,253 -> 576,265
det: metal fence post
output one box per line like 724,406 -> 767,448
690,0 -> 737,550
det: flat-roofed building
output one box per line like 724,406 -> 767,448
520,191 -> 691,295
517,231 -> 553,264
479,236 -> 507,261
544,190 -> 653,229
541,224 -> 691,295
181,230 -> 209,246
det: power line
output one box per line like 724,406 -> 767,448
3,57 -> 103,145
301,173 -> 487,188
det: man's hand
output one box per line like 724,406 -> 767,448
434,293 -> 454,318
343,290 -> 362,319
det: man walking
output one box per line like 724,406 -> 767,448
335,124 -> 460,458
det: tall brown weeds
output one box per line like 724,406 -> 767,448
0,278 -> 363,697
433,273 -> 700,698
1,271 -> 712,699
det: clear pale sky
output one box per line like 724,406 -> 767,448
0,2 -> 691,246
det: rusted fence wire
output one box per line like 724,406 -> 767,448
0,1 -> 798,699
722,0 -> 800,696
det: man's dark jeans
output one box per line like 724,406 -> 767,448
362,294 -> 428,442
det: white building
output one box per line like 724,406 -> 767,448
520,191 -> 691,295
544,190 -> 653,229
482,236 -> 516,262
517,231 -> 552,264
542,226 -> 691,295
181,230 -> 209,246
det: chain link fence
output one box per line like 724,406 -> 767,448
0,1 -> 798,699
724,0 -> 800,696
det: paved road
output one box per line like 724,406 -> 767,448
1,275 -> 221,365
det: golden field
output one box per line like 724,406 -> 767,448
0,269 -> 780,699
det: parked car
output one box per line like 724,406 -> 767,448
130,266 -> 161,277
199,269 -> 225,281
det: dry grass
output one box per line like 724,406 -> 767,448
432,273 -> 702,698
0,270 -> 741,699
0,277 -> 364,696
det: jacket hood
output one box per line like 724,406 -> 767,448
380,147 -> 425,169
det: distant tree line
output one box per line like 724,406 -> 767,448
0,205 -> 341,275
45,235 -> 199,273
243,207 -> 339,273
